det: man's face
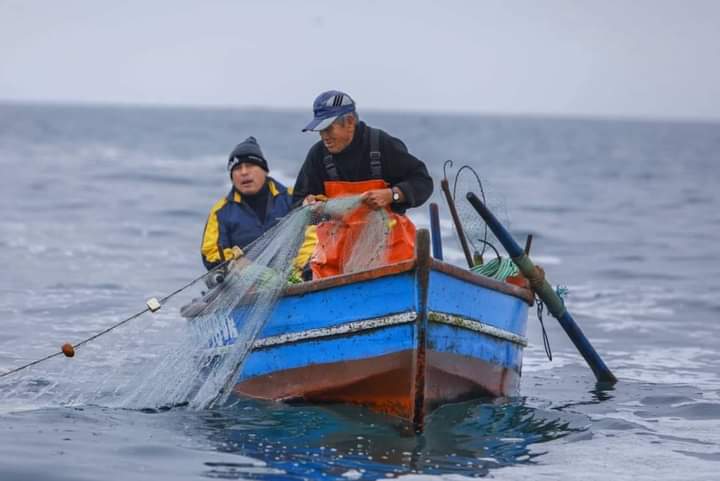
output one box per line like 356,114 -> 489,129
231,162 -> 267,195
319,116 -> 356,154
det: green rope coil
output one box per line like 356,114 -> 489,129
470,257 -> 519,281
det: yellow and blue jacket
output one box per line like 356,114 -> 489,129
201,178 -> 293,270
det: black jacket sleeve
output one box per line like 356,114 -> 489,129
382,133 -> 433,213
291,144 -> 326,206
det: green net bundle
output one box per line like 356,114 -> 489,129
470,257 -> 519,281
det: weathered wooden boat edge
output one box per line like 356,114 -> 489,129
181,255 -> 532,319
282,257 -> 533,305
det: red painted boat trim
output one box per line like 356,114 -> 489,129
284,260 -> 416,297
283,259 -> 533,305
234,349 -> 519,422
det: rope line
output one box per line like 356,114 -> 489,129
450,162 -> 491,258
0,260 -> 231,380
534,287 -> 567,362
536,296 -> 553,361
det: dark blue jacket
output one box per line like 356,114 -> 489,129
201,178 -> 292,270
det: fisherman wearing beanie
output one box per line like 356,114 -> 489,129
226,136 -> 269,173
201,136 -> 293,270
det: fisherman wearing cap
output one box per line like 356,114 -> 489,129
201,136 -> 293,270
293,91 -> 433,279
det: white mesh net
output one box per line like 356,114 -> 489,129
0,195 -> 393,412
446,163 -> 509,265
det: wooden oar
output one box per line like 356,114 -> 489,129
441,178 -> 474,268
466,192 -> 617,384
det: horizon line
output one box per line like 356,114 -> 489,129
2,97 -> 719,127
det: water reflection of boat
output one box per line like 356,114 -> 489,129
182,230 -> 532,429
197,398 -> 580,478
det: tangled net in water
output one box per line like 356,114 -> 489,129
0,195 -> 391,412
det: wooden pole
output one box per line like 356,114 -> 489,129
440,179 -> 474,268
466,192 -> 617,384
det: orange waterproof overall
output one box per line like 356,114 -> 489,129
310,180 -> 416,279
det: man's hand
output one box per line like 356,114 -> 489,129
302,194 -> 328,206
228,246 -> 250,271
362,188 -> 393,210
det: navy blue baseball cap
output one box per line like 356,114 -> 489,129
302,90 -> 356,132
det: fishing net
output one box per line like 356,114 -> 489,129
443,161 -> 517,281
324,198 -> 391,275
0,195 -> 391,412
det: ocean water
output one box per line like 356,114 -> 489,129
1,102 -> 719,480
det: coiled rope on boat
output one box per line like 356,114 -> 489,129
470,257 -> 519,281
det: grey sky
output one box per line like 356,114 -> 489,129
2,0 -> 719,120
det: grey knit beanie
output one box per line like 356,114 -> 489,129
227,136 -> 268,173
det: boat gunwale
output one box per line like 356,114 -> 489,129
429,260 -> 534,304
283,260 -> 416,297
283,258 -> 534,305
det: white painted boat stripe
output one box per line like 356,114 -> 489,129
428,312 -> 528,347
249,311 -> 527,349
253,311 -> 417,348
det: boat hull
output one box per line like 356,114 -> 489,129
186,230 -> 531,428
235,348 -> 520,419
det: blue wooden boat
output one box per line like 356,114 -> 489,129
182,230 -> 532,428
